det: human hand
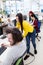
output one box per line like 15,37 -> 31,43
1,43 -> 7,47
1,43 -> 10,47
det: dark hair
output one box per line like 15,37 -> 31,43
23,15 -> 27,20
16,13 -> 23,32
12,19 -> 17,26
6,28 -> 23,45
29,11 -> 34,15
1,16 -> 3,18
7,14 -> 10,18
29,11 -> 38,21
31,14 -> 38,21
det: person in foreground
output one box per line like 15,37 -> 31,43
0,28 -> 26,65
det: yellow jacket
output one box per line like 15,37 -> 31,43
16,20 -> 34,37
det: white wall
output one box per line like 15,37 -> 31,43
23,0 -> 40,15
23,0 -> 32,15
0,1 -> 3,11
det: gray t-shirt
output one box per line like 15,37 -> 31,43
0,38 -> 26,65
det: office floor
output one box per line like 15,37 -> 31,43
24,23 -> 43,65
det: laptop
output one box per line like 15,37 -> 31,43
0,46 -> 7,55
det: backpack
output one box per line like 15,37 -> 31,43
38,20 -> 41,29
36,20 -> 41,33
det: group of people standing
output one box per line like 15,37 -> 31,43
16,12 -> 38,59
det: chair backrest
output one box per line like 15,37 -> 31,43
36,20 -> 41,33
38,20 -> 41,30
14,57 -> 24,65
13,50 -> 26,65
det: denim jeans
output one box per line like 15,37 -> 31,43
26,29 -> 36,53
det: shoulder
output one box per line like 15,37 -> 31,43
23,20 -> 29,25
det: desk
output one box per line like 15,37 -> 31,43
0,23 -> 8,35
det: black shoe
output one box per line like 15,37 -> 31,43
34,49 -> 37,54
24,54 -> 30,60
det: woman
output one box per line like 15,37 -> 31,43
30,14 -> 38,33
29,11 -> 38,32
16,13 -> 37,59
0,28 -> 26,65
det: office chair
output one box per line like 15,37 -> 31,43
36,30 -> 41,41
14,57 -> 24,65
13,50 -> 27,65
36,21 -> 41,41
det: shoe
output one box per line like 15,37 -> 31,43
24,54 -> 30,60
34,49 -> 37,54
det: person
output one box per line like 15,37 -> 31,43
7,18 -> 14,28
30,14 -> 38,33
29,11 -> 38,22
29,11 -> 39,33
0,28 -> 26,65
16,13 -> 37,60
23,15 -> 27,20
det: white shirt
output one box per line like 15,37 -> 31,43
0,38 -> 26,65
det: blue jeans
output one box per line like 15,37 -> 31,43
26,30 -> 36,53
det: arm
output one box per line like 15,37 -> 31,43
22,21 -> 34,37
0,47 -> 16,65
16,22 -> 21,29
33,25 -> 36,27
1,43 -> 10,48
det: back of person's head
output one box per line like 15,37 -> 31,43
23,15 -> 27,20
6,27 -> 23,45
1,16 -> 3,18
7,14 -> 10,18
